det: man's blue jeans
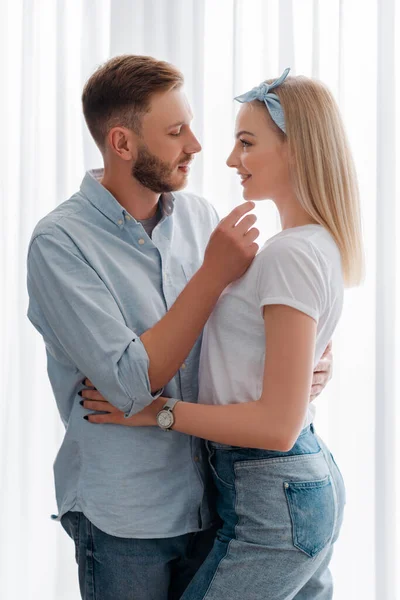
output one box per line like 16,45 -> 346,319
61,511 -> 220,600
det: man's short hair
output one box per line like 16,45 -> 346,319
82,55 -> 184,151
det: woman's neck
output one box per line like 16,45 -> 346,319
274,193 -> 319,230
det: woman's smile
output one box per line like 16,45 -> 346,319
239,172 -> 252,186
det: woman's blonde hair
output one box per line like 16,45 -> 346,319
266,75 -> 364,287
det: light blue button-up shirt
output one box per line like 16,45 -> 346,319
27,169 -> 220,538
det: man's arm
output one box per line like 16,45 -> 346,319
27,203 -> 258,415
27,233 -> 153,417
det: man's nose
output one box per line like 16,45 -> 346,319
185,131 -> 202,154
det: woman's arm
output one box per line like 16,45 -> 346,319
83,304 -> 316,452
166,304 -> 316,451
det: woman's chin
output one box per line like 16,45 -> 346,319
242,187 -> 268,202
242,189 -> 258,202
242,188 -> 252,201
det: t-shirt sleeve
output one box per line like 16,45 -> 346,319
256,236 -> 327,322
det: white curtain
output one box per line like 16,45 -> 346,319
0,1 -> 398,599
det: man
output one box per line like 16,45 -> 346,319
27,55 -> 332,600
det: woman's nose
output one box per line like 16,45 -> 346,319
226,149 -> 238,168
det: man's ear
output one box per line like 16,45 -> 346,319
107,127 -> 137,161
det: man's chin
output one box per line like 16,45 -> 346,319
169,173 -> 189,192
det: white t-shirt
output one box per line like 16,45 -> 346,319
198,224 -> 344,428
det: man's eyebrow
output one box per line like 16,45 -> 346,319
236,130 -> 256,139
167,117 -> 194,130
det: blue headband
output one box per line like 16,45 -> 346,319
234,67 -> 290,134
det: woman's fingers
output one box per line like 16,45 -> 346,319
86,410 -> 130,425
82,400 -> 116,412
244,227 -> 260,244
86,412 -> 118,424
234,213 -> 257,236
81,389 -> 105,400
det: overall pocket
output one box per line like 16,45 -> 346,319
284,475 -> 335,557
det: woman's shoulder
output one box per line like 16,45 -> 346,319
258,225 -> 341,271
253,225 -> 343,315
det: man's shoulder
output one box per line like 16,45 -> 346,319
30,193 -> 86,242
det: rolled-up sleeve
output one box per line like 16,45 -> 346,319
27,233 -> 161,416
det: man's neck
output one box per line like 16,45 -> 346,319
100,166 -> 160,221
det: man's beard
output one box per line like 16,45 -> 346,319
132,143 -> 191,193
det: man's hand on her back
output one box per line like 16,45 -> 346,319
202,201 -> 259,287
310,341 -> 333,402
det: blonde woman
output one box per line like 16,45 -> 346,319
82,68 -> 363,598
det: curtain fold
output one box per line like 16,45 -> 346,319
0,1 -> 398,598
375,0 -> 397,597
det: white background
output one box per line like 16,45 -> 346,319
0,1 -> 399,599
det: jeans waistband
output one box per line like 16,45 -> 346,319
208,423 -> 315,451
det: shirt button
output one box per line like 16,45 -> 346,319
118,219 -> 123,225
125,215 -> 131,221
138,239 -> 145,245
194,456 -> 199,462
181,363 -> 186,369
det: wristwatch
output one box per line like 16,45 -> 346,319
156,398 -> 181,431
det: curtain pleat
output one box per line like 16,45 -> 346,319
375,0 -> 397,597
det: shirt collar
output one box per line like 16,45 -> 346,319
80,169 -> 175,228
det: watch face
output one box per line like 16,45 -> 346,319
158,411 -> 173,429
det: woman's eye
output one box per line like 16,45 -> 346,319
170,131 -> 181,137
239,139 -> 251,148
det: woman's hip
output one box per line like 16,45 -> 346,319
206,425 -> 346,555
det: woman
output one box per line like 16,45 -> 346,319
81,68 -> 363,598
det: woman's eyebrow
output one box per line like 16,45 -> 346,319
235,130 -> 256,139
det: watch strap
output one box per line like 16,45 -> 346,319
162,398 -> 181,412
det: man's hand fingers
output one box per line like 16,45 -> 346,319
311,384 -> 323,397
312,373 -> 325,386
223,201 -> 255,228
314,355 -> 333,382
84,378 -> 94,387
311,341 -> 333,400
314,357 -> 329,374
